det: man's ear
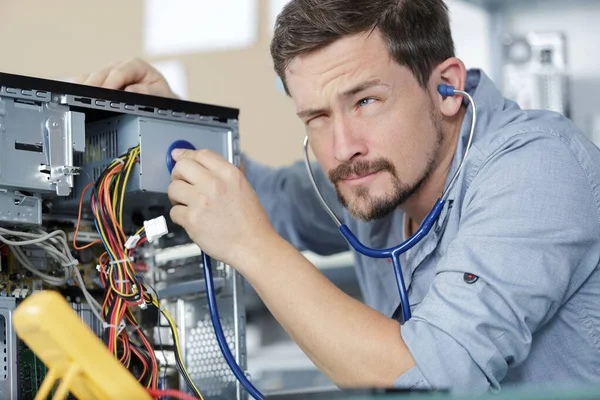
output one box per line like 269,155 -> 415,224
430,58 -> 467,118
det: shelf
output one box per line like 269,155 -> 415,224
461,0 -> 541,9
461,0 -> 597,11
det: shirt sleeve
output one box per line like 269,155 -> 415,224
394,132 -> 600,392
242,153 -> 349,256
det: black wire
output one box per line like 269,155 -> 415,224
155,304 -> 198,398
147,285 -> 169,387
173,345 -> 194,393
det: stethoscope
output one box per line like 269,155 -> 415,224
303,84 -> 477,322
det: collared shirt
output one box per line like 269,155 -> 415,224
243,70 -> 600,393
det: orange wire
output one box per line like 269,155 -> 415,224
99,253 -> 113,313
130,345 -> 149,383
101,169 -> 126,245
147,389 -> 199,400
118,334 -> 129,364
73,182 -> 102,250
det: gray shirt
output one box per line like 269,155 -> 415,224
243,70 -> 600,393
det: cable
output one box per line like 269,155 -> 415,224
201,252 -> 264,400
77,145 -> 161,390
146,284 -> 169,389
147,388 -> 200,400
71,144 -> 205,398
146,293 -> 203,399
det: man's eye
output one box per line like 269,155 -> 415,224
306,115 -> 324,126
358,98 -> 377,107
305,115 -> 326,128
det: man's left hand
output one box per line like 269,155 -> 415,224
167,148 -> 277,268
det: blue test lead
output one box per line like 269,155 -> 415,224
302,83 -> 477,322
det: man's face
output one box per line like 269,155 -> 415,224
285,30 -> 444,221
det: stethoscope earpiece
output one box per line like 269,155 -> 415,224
437,84 -> 456,98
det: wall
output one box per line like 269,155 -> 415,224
447,0 -> 492,74
0,0 -> 303,167
4,1 -> 592,167
500,0 -> 600,139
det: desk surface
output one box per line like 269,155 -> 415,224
266,384 -> 600,400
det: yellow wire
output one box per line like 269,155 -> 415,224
134,226 -> 145,237
119,146 -> 139,228
94,210 -> 117,262
110,153 -> 130,215
150,296 -> 204,400
111,166 -> 124,214
115,149 -> 133,224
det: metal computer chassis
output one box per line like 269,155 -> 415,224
0,72 -> 249,399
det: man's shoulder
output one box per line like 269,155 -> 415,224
473,108 -> 600,181
462,107 -> 600,219
478,108 -> 585,152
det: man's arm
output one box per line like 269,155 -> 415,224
240,233 -> 416,387
168,148 -> 413,387
242,154 -> 349,256
394,132 -> 600,391
233,132 -> 600,391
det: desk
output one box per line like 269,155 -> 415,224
266,384 -> 600,400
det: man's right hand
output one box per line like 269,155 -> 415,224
75,58 -> 177,99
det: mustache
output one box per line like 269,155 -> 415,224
328,158 -> 396,183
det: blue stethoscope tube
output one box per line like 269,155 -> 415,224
202,252 -> 265,400
303,84 -> 477,323
339,200 -> 445,322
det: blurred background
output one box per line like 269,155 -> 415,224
2,0 -> 599,394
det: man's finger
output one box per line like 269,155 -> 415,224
124,84 -> 151,95
167,180 -> 195,207
74,73 -> 89,84
172,148 -> 231,173
171,158 -> 209,186
169,205 -> 188,228
103,59 -> 148,90
78,66 -> 112,87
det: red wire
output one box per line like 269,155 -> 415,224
146,388 -> 199,400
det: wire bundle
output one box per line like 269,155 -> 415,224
0,226 -> 103,321
73,145 -> 204,399
145,291 -> 202,398
75,145 -> 155,388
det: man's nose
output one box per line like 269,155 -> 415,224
332,117 -> 367,162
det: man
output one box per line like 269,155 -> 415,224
77,0 -> 600,393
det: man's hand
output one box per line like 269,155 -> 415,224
167,148 -> 277,268
75,58 -> 177,99
167,150 -> 414,389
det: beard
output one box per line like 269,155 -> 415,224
328,114 -> 444,222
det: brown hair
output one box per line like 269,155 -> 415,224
270,0 -> 455,94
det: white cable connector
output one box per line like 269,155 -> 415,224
124,234 -> 141,249
144,216 -> 169,243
